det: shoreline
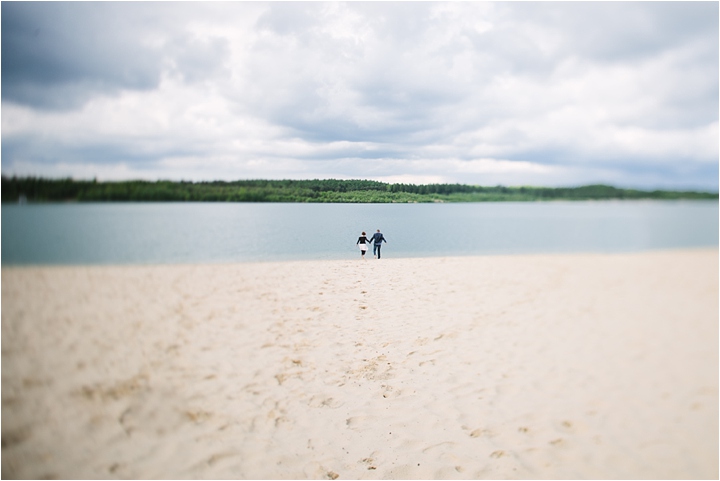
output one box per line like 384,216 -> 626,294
3,249 -> 718,479
2,244 -> 717,269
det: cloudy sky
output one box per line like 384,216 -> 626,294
2,2 -> 718,190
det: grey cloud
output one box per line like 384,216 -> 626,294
510,2 -> 718,64
351,2 -> 437,45
286,83 -> 460,145
1,2 -> 716,190
168,35 -> 231,84
4,139 -> 126,168
245,4 -> 471,145
2,2 -> 234,110
1,2 -> 166,110
276,105 -> 448,146
442,1 -> 720,89
2,129 -> 212,172
255,2 -> 321,37
659,43 -> 719,130
598,158 -> 720,191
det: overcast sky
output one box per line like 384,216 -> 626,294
2,2 -> 718,190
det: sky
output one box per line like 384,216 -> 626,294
2,1 -> 718,190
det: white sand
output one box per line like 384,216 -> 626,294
2,249 -> 717,479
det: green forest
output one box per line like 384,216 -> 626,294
2,176 -> 717,203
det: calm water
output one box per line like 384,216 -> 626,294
2,201 -> 718,265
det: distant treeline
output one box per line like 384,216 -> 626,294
2,176 -> 717,203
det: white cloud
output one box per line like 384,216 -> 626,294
2,2 -> 717,190
455,158 -> 557,175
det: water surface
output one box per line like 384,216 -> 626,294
2,201 -> 717,265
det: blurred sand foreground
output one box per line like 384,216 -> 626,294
2,249 -> 718,479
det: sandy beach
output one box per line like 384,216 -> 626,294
2,249 -> 717,479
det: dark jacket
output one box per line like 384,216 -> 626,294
371,232 -> 386,245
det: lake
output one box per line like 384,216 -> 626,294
2,201 -> 718,265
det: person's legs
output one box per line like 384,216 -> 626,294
373,244 -> 378,258
376,245 -> 381,259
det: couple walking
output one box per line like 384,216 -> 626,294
356,229 -> 387,259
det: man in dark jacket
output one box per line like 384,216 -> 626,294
370,229 -> 387,259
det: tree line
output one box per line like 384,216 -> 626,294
2,176 -> 717,203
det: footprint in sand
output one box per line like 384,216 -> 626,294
346,417 -> 362,428
463,425 -> 497,438
360,457 -> 377,470
1,426 -> 32,448
184,409 -> 213,423
552,420 -> 576,435
381,384 -> 402,399
307,395 -> 344,409
346,416 -> 376,431
422,441 -> 455,453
